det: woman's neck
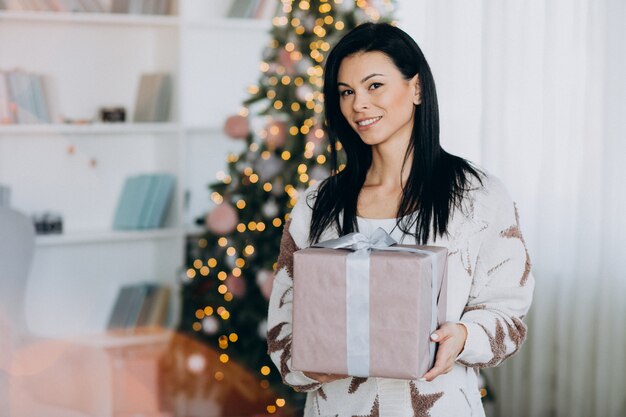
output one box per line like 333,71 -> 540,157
365,136 -> 412,190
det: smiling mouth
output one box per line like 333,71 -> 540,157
356,116 -> 382,127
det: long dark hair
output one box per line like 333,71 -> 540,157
309,22 -> 483,245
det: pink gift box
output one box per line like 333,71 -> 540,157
292,243 -> 448,379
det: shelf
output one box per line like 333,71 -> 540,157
0,10 -> 179,27
0,123 -> 181,136
183,125 -> 222,135
182,17 -> 271,31
36,227 -> 183,246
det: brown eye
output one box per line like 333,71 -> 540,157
339,89 -> 353,97
369,82 -> 383,90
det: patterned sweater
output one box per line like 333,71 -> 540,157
267,172 -> 534,417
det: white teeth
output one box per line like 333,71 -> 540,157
357,116 -> 382,126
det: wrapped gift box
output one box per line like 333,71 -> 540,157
291,231 -> 448,379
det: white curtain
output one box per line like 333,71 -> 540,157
398,1 -> 626,416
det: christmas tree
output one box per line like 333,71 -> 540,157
168,1 -> 395,416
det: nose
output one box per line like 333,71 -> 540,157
352,92 -> 369,112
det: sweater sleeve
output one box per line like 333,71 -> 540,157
266,185 -> 322,392
456,181 -> 535,368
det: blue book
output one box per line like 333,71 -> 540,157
31,75 -> 50,123
127,174 -> 155,229
113,176 -> 138,230
144,173 -> 175,228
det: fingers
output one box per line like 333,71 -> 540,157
420,349 -> 453,382
429,322 -> 456,343
303,372 -> 347,383
421,322 -> 468,382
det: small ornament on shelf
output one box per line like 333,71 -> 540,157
32,211 -> 63,235
99,106 -> 126,123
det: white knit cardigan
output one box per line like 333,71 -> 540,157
267,172 -> 535,417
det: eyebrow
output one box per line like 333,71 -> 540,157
337,73 -> 385,88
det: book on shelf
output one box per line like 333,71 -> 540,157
0,184 -> 11,207
0,69 -> 51,124
107,282 -> 171,331
111,0 -> 169,15
133,73 -> 172,123
227,0 -> 274,19
113,172 -> 176,230
0,0 -> 106,12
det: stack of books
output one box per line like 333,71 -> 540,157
227,0 -> 276,19
133,73 -> 172,123
107,282 -> 171,331
113,173 -> 176,230
111,0 -> 170,15
0,0 -> 171,15
0,0 -> 105,12
0,69 -> 50,124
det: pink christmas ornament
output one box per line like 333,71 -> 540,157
206,203 -> 238,235
256,270 -> 275,300
223,114 -> 249,139
306,124 -> 327,146
278,49 -> 297,74
225,274 -> 246,298
265,120 -> 287,150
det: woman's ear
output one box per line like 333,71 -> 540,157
413,74 -> 422,105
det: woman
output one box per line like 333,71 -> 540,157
268,22 -> 534,416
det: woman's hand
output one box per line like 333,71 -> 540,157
420,322 -> 468,382
303,371 -> 348,384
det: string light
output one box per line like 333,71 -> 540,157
195,309 -> 205,319
198,238 -> 207,248
237,223 -> 246,232
186,269 -> 196,279
208,258 -> 217,268
211,192 -> 223,204
200,266 -> 210,276
236,200 -> 246,209
281,151 -> 291,160
235,258 -> 245,268
232,267 -> 242,277
218,237 -> 228,247
229,333 -> 239,342
218,271 -> 227,281
204,306 -> 214,315
273,218 -> 282,227
193,259 -> 203,269
214,371 -> 224,381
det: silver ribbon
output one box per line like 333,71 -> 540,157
313,228 -> 441,377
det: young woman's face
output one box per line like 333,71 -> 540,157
337,51 -> 421,147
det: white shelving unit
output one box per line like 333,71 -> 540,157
0,2 -> 271,338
